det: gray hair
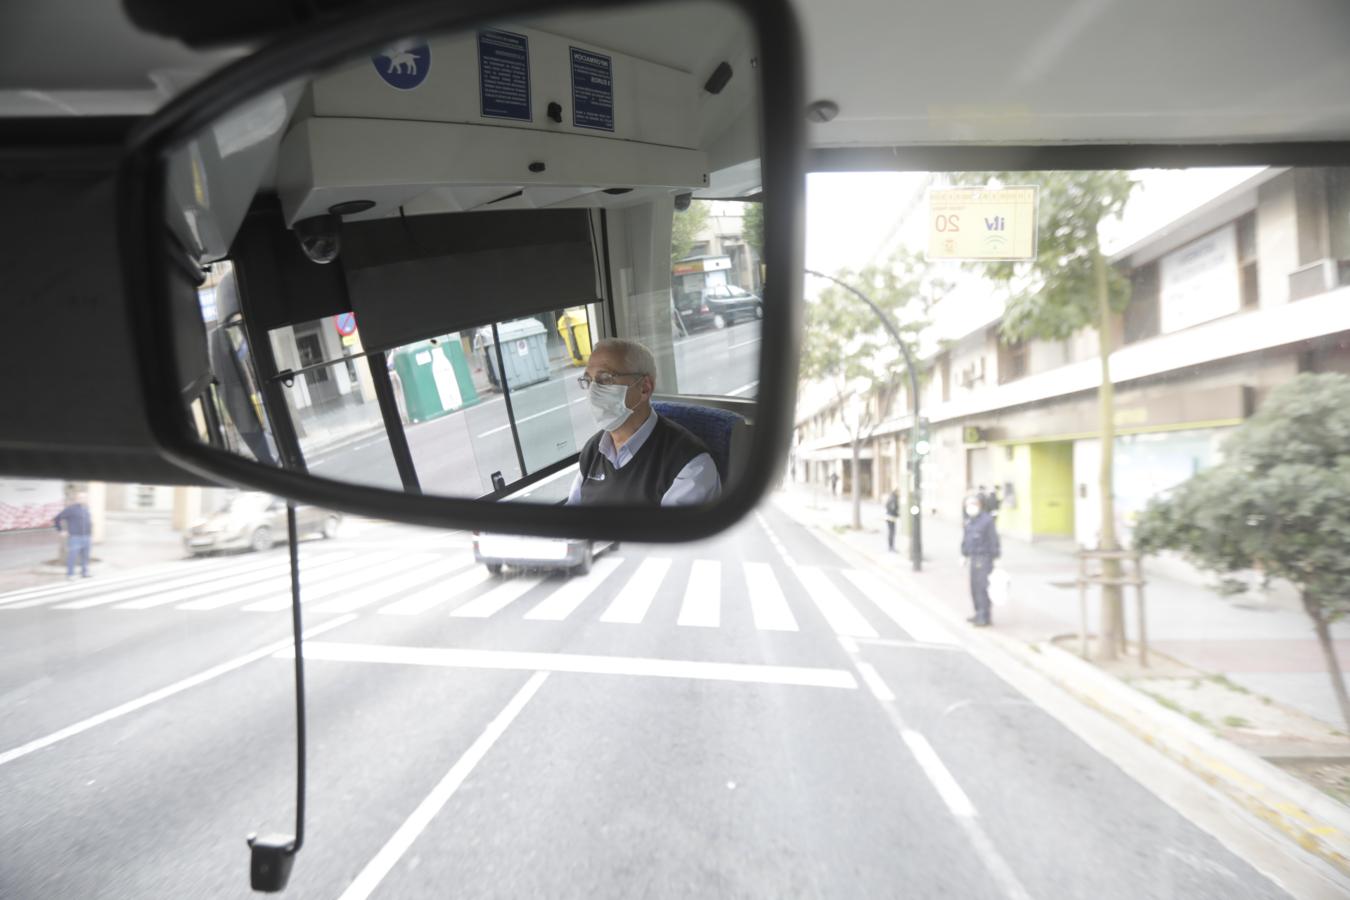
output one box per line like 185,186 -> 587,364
593,338 -> 656,382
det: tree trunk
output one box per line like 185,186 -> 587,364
1305,593 -> 1350,730
1092,242 -> 1124,662
851,438 -> 863,530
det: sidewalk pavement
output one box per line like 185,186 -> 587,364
776,485 -> 1350,732
0,511 -> 190,595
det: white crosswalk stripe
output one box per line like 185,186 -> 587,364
677,560 -> 721,628
743,562 -> 798,631
838,569 -> 956,644
450,574 -> 545,618
0,554 -> 247,608
50,554 -> 324,611
243,554 -> 440,612
791,566 -> 879,638
175,552 -> 405,612
311,557 -> 470,614
524,557 -> 624,621
600,557 -> 672,624
378,566 -> 494,616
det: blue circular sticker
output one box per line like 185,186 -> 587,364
372,44 -> 431,91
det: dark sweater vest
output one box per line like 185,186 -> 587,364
577,414 -> 709,504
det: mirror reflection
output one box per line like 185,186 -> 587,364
167,1 -> 763,506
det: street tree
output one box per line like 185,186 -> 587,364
671,199 -> 711,263
1133,373 -> 1350,729
743,202 -> 764,260
801,253 -> 931,530
953,171 -> 1138,660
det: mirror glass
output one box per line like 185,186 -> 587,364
164,0 -> 764,508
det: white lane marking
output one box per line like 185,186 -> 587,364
729,337 -> 762,349
743,562 -> 797,631
0,614 -> 358,768
295,642 -> 859,690
837,635 -> 860,654
599,557 -> 671,624
378,566 -> 494,616
242,554 -> 426,612
677,560 -> 721,628
900,729 -> 975,817
728,380 -> 759,396
134,549 -> 388,610
119,563 -> 298,610
856,661 -> 896,703
0,554 -> 246,606
46,553 -> 310,611
524,557 -> 623,621
792,567 -> 879,638
476,397 -> 576,438
16,554 -> 288,611
450,575 -> 544,618
335,671 -> 549,900
311,557 -> 470,613
839,569 -> 956,645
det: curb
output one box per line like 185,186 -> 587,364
776,498 -> 1350,880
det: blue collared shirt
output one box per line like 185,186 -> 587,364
567,411 -> 721,506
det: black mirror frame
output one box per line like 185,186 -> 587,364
119,0 -> 804,543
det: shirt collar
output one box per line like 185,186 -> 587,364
598,409 -> 658,468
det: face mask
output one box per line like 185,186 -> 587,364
966,505 -> 982,518
588,382 -> 634,432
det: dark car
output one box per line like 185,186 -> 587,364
675,283 -> 763,332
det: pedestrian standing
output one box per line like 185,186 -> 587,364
961,494 -> 1000,627
830,472 -> 839,496
988,485 -> 1003,518
54,491 -> 93,579
884,490 -> 900,552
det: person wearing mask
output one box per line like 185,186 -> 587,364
567,339 -> 720,506
54,491 -> 93,579
884,489 -> 900,552
960,493 -> 1000,627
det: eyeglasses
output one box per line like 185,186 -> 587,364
577,371 -> 645,390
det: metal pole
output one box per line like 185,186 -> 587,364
805,269 -> 923,570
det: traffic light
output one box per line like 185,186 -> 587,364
913,417 -> 931,457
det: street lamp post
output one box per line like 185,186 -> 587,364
805,269 -> 924,571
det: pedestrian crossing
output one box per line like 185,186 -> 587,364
0,549 -> 949,644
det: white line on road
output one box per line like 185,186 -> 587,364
728,380 -> 759,396
475,398 -> 579,438
311,557 -> 470,614
839,569 -> 956,645
524,557 -> 623,621
295,642 -> 859,689
899,729 -> 975,818
856,661 -> 896,703
0,614 -> 358,768
241,553 -> 425,612
335,671 -> 550,900
599,557 -> 671,624
450,575 -> 543,618
792,567 -> 880,638
378,566 -> 495,616
677,560 -> 721,628
729,337 -> 762,349
743,562 -> 798,631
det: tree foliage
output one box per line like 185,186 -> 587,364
671,199 -> 711,263
950,171 -> 1137,342
1134,373 -> 1350,623
743,202 -> 764,260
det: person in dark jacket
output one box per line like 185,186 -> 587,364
54,492 -> 93,579
960,493 -> 1000,626
884,490 -> 900,552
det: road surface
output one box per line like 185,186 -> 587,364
0,497 -> 1289,899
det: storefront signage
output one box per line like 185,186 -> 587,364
1159,223 -> 1240,334
926,186 -> 1038,261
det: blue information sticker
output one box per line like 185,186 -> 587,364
371,44 -> 431,91
570,47 -> 614,132
478,29 -> 531,121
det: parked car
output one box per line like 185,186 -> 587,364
184,492 -> 342,556
473,532 -> 619,575
675,284 -> 763,332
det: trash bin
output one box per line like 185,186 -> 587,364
484,318 -> 552,388
556,307 -> 592,366
392,340 -> 466,423
438,336 -> 479,407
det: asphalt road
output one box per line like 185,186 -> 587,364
306,322 -> 762,498
0,497 -> 1290,900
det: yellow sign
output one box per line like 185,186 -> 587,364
926,186 -> 1038,261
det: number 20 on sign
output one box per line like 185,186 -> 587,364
926,185 -> 1038,261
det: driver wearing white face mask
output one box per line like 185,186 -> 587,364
567,338 -> 721,506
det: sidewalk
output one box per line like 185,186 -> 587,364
778,485 -> 1350,731
0,511 -> 189,595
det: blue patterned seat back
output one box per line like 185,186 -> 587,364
652,401 -> 742,481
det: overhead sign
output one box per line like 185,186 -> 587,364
926,186 -> 1038,261
372,44 -> 431,91
1159,223 -> 1240,334
334,312 -> 357,336
478,29 -> 531,121
570,47 -> 614,132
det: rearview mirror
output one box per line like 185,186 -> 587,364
120,0 -> 804,542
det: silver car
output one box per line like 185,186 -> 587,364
184,493 -> 342,556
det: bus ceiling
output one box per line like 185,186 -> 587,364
166,5 -> 762,267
